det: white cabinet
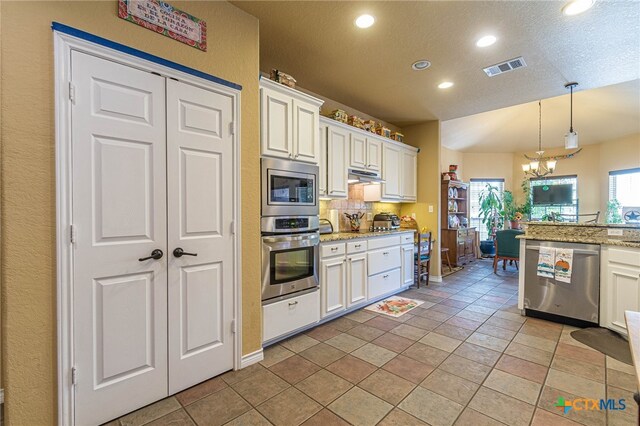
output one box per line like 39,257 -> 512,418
321,243 -> 347,318
402,244 -> 415,287
263,290 -> 320,342
369,268 -> 402,299
350,134 -> 382,172
327,124 -> 349,198
347,253 -> 368,307
401,149 -> 417,201
260,78 -> 323,164
319,123 -> 328,196
600,245 -> 640,336
381,143 -> 402,200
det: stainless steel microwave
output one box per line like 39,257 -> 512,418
261,157 -> 319,217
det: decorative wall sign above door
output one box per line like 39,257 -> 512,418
118,0 -> 207,51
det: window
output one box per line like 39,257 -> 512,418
469,178 -> 504,240
609,168 -> 640,211
530,175 -> 578,221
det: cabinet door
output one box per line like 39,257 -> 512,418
261,87 -> 292,159
401,149 -> 417,201
349,132 -> 367,170
382,144 -> 402,199
327,125 -> 349,198
367,139 -> 382,171
292,99 -> 319,164
401,244 -> 415,287
319,124 -> 327,196
321,256 -> 347,318
347,253 -> 368,307
604,265 -> 640,335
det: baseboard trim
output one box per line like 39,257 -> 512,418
430,275 -> 443,282
240,349 -> 264,368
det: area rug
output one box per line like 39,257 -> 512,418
365,296 -> 425,318
442,266 -> 464,278
570,327 -> 633,365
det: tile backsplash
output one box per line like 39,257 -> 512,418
320,184 -> 402,232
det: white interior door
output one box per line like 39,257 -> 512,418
166,79 -> 235,393
71,51 -> 168,426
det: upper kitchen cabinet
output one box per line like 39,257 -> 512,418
326,123 -> 349,198
319,123 -> 328,196
260,78 -> 324,164
364,144 -> 418,203
349,133 -> 381,172
381,143 -> 402,200
401,149 -> 417,201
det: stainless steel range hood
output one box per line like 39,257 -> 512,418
347,168 -> 386,184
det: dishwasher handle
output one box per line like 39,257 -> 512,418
526,245 -> 600,256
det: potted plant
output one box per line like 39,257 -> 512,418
606,199 -> 623,224
478,183 -> 504,256
502,190 -> 525,229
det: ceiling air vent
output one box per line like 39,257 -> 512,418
483,56 -> 527,77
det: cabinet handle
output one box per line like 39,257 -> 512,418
288,301 -> 298,306
383,274 -> 389,278
331,247 -> 339,252
288,152 -> 293,158
383,251 -> 389,255
355,244 -> 361,248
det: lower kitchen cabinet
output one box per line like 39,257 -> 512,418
263,290 -> 320,342
369,268 -> 401,299
401,243 -> 415,287
600,245 -> 640,336
347,253 -> 368,307
321,248 -> 347,318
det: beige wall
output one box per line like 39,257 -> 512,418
463,153 -> 516,192
441,146 -> 464,180
0,2 -> 260,424
401,121 -> 442,277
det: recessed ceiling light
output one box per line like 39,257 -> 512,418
562,0 -> 594,16
438,81 -> 454,89
355,14 -> 375,28
411,60 -> 431,71
476,35 -> 497,47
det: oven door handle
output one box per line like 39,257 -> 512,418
263,234 -> 320,244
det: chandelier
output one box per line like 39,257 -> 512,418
522,100 -> 582,178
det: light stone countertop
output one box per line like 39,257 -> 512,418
522,222 -> 640,229
320,229 -> 415,243
516,234 -> 640,249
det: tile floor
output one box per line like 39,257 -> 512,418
111,260 -> 638,426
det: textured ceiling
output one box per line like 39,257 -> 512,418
441,79 -> 640,153
233,1 -> 640,124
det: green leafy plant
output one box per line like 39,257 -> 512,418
478,183 -> 504,239
503,190 -> 518,220
607,199 -> 624,224
517,179 -> 533,220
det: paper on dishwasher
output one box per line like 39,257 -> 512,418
537,247 -> 555,279
554,248 -> 574,283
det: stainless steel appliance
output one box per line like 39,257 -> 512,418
524,240 -> 600,326
373,212 -> 401,230
348,168 -> 385,184
261,216 -> 320,303
262,158 -> 319,217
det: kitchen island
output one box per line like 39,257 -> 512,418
517,222 -> 640,334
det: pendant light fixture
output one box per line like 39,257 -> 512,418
564,82 -> 579,149
522,101 -> 557,178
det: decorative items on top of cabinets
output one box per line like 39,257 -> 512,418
260,77 -> 323,164
326,123 -> 349,199
350,132 -> 382,172
600,245 -> 640,336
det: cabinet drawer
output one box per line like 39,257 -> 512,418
321,242 -> 346,258
347,240 -> 367,254
263,291 -> 320,342
400,233 -> 415,245
368,235 -> 401,250
369,268 -> 401,299
368,246 -> 401,276
608,247 -> 640,269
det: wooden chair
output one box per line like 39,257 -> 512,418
414,232 -> 432,287
493,229 -> 524,273
441,247 -> 453,273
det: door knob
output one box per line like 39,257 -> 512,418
173,248 -> 198,258
138,249 -> 163,261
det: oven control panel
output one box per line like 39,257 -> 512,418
261,216 -> 320,234
275,217 -> 309,230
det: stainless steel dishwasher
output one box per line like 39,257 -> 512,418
524,240 -> 600,326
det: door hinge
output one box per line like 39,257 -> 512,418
68,82 -> 76,104
231,221 -> 236,235
231,319 -> 237,334
70,224 -> 76,244
229,122 -> 235,136
71,367 -> 77,385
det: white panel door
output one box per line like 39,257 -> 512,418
327,125 -> 349,198
347,253 -> 368,307
319,124 -> 328,196
604,265 -> 640,335
382,144 -> 402,199
71,51 -> 168,426
350,133 -> 367,170
402,150 -> 417,201
367,139 -> 382,171
321,257 -> 347,318
293,99 -> 319,163
401,244 -> 415,287
261,86 -> 292,159
167,79 -> 235,393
